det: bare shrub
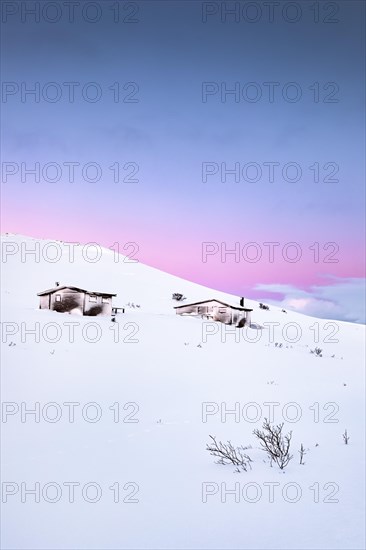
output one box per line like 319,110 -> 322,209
298,443 -> 307,465
310,347 -> 323,357
172,293 -> 186,301
126,302 -> 141,309
206,435 -> 252,472
253,419 -> 293,470
343,429 -> 350,445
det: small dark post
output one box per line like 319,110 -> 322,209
240,297 -> 244,307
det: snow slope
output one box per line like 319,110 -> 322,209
1,234 -> 365,550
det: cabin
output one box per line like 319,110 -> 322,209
37,284 -> 116,316
174,298 -> 253,327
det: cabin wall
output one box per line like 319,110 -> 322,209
175,305 -> 199,315
175,300 -> 224,316
39,295 -> 50,309
175,301 -> 251,326
39,288 -> 114,316
84,294 -> 112,316
176,301 -> 234,324
213,307 -> 232,324
50,288 -> 84,314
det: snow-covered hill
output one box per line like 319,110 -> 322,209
1,234 -> 365,550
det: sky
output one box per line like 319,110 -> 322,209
1,0 -> 365,322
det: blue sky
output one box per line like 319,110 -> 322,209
1,0 -> 365,322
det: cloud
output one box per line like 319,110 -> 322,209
254,277 -> 365,324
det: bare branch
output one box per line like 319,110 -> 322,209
253,419 -> 293,470
206,435 -> 252,472
298,443 -> 306,465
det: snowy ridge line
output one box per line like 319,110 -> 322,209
1,233 -> 363,326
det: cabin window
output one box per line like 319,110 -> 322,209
89,295 -> 97,303
102,297 -> 109,304
219,308 -> 226,313
55,295 -> 62,302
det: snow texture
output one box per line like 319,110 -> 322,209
1,234 -> 365,549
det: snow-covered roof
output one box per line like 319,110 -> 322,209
37,285 -> 116,297
174,299 -> 253,311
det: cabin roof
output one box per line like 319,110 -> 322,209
37,285 -> 116,297
174,299 -> 253,311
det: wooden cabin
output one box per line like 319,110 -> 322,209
37,284 -> 116,316
174,299 -> 253,327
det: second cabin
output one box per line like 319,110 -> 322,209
174,299 -> 252,327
